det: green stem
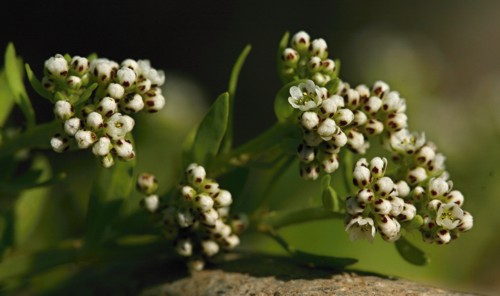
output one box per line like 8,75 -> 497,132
341,149 -> 355,195
0,120 -> 60,158
255,206 -> 344,231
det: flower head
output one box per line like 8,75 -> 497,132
288,80 -> 324,111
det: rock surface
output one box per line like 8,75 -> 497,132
140,254 -> 476,296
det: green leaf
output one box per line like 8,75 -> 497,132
322,186 -> 339,212
395,237 -> 429,266
274,79 -> 306,122
4,43 -> 36,128
14,155 -> 52,247
0,70 -> 15,126
84,153 -> 136,249
334,58 -> 341,77
276,31 -> 290,83
321,175 -> 331,191
325,77 -> 340,95
75,83 -> 98,106
187,92 -> 229,167
25,63 -> 53,102
221,45 -> 252,153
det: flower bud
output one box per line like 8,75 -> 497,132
66,75 -> 82,89
334,108 -> 354,127
121,93 -> 145,113
395,180 -> 410,198
199,208 -> 219,226
121,59 -> 139,74
107,83 -> 125,100
282,48 -> 299,66
64,117 -> 81,136
317,118 -> 337,140
446,190 -> 464,206
352,110 -> 368,126
92,136 -> 112,156
136,173 -> 159,195
353,165 -> 371,188
101,153 -> 115,168
458,211 -> 473,232
407,166 -> 427,185
376,215 -> 401,242
137,79 -> 152,93
374,177 -> 394,198
321,59 -> 335,73
373,198 -> 392,215
321,153 -> 339,174
299,161 -> 320,180
415,145 -> 436,165
50,134 -> 70,153
142,195 -> 159,212
70,56 -> 89,76
105,113 -> 135,140
194,193 -> 214,212
319,96 -> 340,118
221,234 -> 240,249
363,96 -> 382,114
45,54 -> 68,79
355,84 -> 370,103
86,112 -> 104,130
201,240 -> 220,257
388,196 -> 405,216
181,185 -> 196,201
297,143 -> 316,163
97,97 -> 118,118
54,100 -> 74,120
382,91 -> 406,113
386,112 -> 408,131
291,31 -> 310,52
369,157 -> 387,179
176,238 -> 193,256
398,203 -> 416,221
114,139 -> 135,160
307,56 -> 322,73
303,130 -> 323,146
117,67 -> 137,87
330,128 -> 347,148
356,188 -> 374,204
74,130 -> 97,149
344,89 -> 360,108
300,111 -> 319,130
309,38 -> 328,59
144,93 -> 165,113
364,119 -> 384,136
213,190 -> 232,208
372,80 -> 390,98
186,163 -> 206,184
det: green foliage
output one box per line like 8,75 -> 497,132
4,43 -> 36,128
0,70 -> 15,126
25,64 -> 52,102
186,92 -> 229,167
276,31 -> 290,83
395,237 -> 429,266
321,175 -> 339,212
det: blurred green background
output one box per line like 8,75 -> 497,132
1,0 -> 500,294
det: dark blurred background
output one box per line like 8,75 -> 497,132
1,0 -> 500,294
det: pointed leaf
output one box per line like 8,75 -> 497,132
395,237 -> 429,266
274,79 -> 306,122
322,186 -> 339,212
4,43 -> 36,127
84,148 -> 136,248
188,92 -> 229,167
25,63 -> 53,101
75,82 -> 98,106
221,45 -> 252,153
325,77 -> 339,95
0,70 -> 15,126
293,249 -> 358,269
276,31 -> 290,83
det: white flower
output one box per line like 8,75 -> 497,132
394,180 -> 410,198
137,79 -> 152,93
321,153 -> 339,174
282,48 -> 299,66
107,83 -> 125,100
321,59 -> 335,73
181,186 -> 196,201
176,238 -> 193,257
373,198 -> 392,215
398,203 -> 416,221
382,91 -> 406,113
194,193 -> 214,212
388,196 -> 405,216
291,31 -> 310,52
45,54 -> 68,78
105,113 -> 135,140
319,96 -> 341,118
92,137 -> 112,156
288,80 -> 323,111
309,38 -> 328,59
186,163 -> 206,184
300,111 -> 319,130
386,112 -> 408,131
100,153 -> 114,168
436,229 -> 451,244
334,108 -> 354,127
121,59 -> 139,74
374,177 -> 394,198
138,60 -> 165,86
344,89 -> 360,108
446,190 -> 464,206
299,161 -> 320,180
390,129 -> 426,154
50,134 -> 70,153
356,188 -> 374,204
347,129 -> 368,154
355,84 -> 370,101
70,56 -> 89,75
346,197 -> 365,215
307,56 -> 322,72
222,235 -> 240,249
117,67 -> 137,87
90,58 -> 118,83
143,195 -> 159,213
345,216 -> 376,242
54,100 -> 74,120
66,76 -> 82,89
201,240 -> 220,257
63,117 -> 81,136
364,119 -> 384,136
86,112 -> 104,130
97,97 -> 118,117
363,96 -> 382,114
136,173 -> 158,195
199,208 -> 219,226
369,157 -> 387,179
74,130 -> 97,149
330,128 -> 347,148
317,118 -> 337,140
415,145 -> 436,165
372,80 -> 390,98
144,93 -> 166,113
213,190 -> 232,208
121,93 -> 145,113
352,110 -> 368,126
428,177 -> 450,197
353,165 -> 371,188
458,211 -> 473,232
114,139 -> 135,160
407,166 -> 427,185
303,130 -> 323,146
436,203 -> 464,230
377,215 -> 401,242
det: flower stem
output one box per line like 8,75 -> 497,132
254,206 -> 344,231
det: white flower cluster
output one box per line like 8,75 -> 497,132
44,54 -> 166,167
281,31 -> 336,86
291,79 -> 404,180
136,164 -> 248,270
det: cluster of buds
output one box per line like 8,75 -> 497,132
280,31 -> 337,86
290,79 -> 407,180
345,157 -> 417,242
136,164 -> 248,270
44,54 -> 166,167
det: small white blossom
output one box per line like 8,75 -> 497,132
329,129 -> 347,148
382,91 -> 406,113
319,96 -> 341,118
346,196 -> 365,215
121,59 -> 139,74
458,211 -> 473,232
388,196 -> 405,216
50,134 -> 70,153
427,199 -> 443,211
317,118 -> 337,140
201,240 -> 220,257
428,177 -> 450,197
181,186 -> 196,201
66,76 -> 82,89
309,38 -> 328,59
377,215 -> 401,242
436,229 -> 451,244
321,59 -> 335,73
386,112 -> 408,131
352,110 -> 368,126
303,130 -> 323,146
300,111 -> 319,130
222,234 -> 240,249
446,190 -> 464,206
105,113 -> 135,140
63,117 -> 81,136
436,203 -> 464,230
74,130 -> 97,149
107,83 -> 125,100
213,190 -> 232,208
70,56 -> 89,75
334,108 -> 354,127
177,209 -> 195,228
282,48 -> 300,66
398,203 -> 416,221
307,56 -> 322,72
101,153 -> 114,168
97,97 -> 118,117
363,96 -> 382,114
117,67 -> 136,87
136,173 -> 158,195
143,195 -> 159,213
355,84 -> 370,102
86,112 -> 104,130
144,93 -> 165,113
415,145 -> 436,164
122,93 -> 145,113
288,80 -> 323,111
194,193 -> 214,212
114,139 -> 135,160
394,180 -> 410,198
41,77 -> 55,92
291,31 -> 310,52
321,153 -> 339,174
138,60 -> 165,86
54,100 -> 74,120
407,166 -> 428,185
364,119 -> 384,136
374,177 -> 394,198
369,157 -> 387,179
356,188 -> 374,204
353,165 -> 371,188
347,129 -> 369,154
373,198 -> 392,215
344,89 -> 360,108
90,58 -> 117,83
199,208 -> 219,226
45,54 -> 68,78
390,129 -> 426,154
186,163 -> 206,184
299,161 -> 320,180
372,80 -> 390,98
176,238 -> 193,257
92,137 -> 112,156
137,79 -> 152,93
345,216 -> 376,242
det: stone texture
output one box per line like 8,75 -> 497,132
140,254 -> 477,296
